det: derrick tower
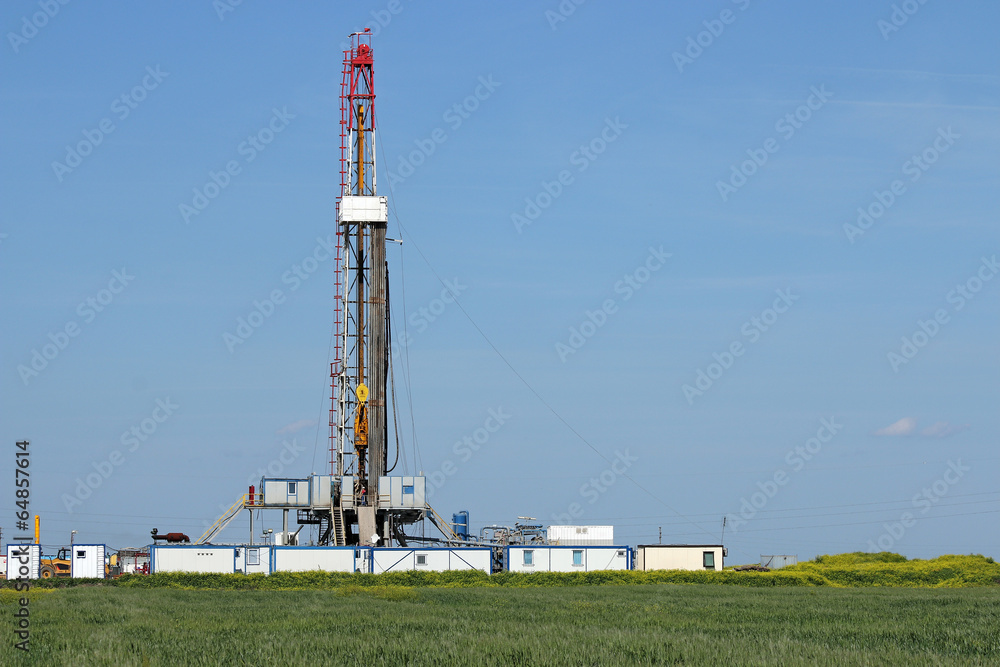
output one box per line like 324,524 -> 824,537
198,33 -> 454,552
329,30 -> 395,546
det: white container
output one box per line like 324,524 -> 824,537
371,547 -> 491,574
271,546 -> 358,573
340,196 -> 388,223
310,475 -> 333,507
507,546 -> 630,572
71,544 -> 106,578
377,476 -> 426,509
236,546 -> 271,574
150,545 -> 237,574
5,545 -> 40,579
260,478 -> 311,507
546,525 -> 614,546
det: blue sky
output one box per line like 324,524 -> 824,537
1,1 -> 998,564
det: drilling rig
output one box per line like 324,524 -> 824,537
196,30 -> 444,550
326,28 -> 415,547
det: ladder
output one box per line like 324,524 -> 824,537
196,494 -> 248,544
333,506 -> 347,547
426,504 -> 462,544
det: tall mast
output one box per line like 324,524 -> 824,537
219,32 -> 435,551
331,29 -> 389,544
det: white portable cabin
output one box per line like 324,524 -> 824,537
5,544 -> 40,580
236,546 -> 271,574
371,547 -> 491,574
635,545 -> 725,571
377,476 -> 426,509
259,478 -> 312,507
547,525 -> 614,546
270,546 -> 362,573
310,475 -> 333,507
150,545 -> 237,574
506,546 -> 631,572
70,544 -> 106,578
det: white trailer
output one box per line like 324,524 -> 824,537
506,546 -> 631,572
70,544 -> 106,578
371,548 -> 491,574
547,525 -> 614,546
259,478 -> 311,507
377,476 -> 426,509
270,546 -> 359,573
5,544 -> 40,580
236,546 -> 271,574
635,545 -> 725,572
150,545 -> 237,574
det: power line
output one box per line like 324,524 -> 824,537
472,491 -> 1000,522
727,508 -> 1000,533
374,146 -> 717,543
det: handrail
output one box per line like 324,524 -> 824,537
425,503 -> 461,544
196,494 -> 249,544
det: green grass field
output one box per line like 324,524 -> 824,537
3,584 -> 1000,665
3,553 -> 998,664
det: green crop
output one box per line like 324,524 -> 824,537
1,583 -> 998,664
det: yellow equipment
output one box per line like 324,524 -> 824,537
39,548 -> 71,578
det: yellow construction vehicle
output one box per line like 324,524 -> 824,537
39,548 -> 72,578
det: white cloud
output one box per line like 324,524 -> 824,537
873,417 -> 917,436
920,421 -> 969,439
276,419 -> 317,435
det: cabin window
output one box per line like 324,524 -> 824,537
416,554 -> 427,566
287,482 -> 297,495
703,551 -> 716,569
247,549 -> 259,566
523,550 -> 533,566
77,550 -> 86,558
402,485 -> 414,495
572,550 -> 583,566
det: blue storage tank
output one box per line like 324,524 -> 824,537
452,511 -> 469,540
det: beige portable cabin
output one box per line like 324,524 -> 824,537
635,544 -> 725,571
